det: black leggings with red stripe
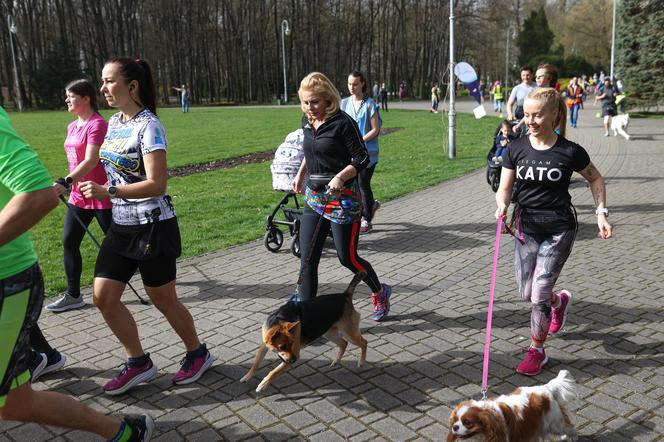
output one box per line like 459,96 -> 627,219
298,204 -> 381,300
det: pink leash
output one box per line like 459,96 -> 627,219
481,216 -> 504,399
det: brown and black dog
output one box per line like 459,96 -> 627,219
240,272 -> 368,392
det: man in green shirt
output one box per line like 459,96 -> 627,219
0,107 -> 152,441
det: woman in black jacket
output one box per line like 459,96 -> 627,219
292,72 -> 391,322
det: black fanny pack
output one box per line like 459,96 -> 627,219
307,173 -> 337,191
517,206 -> 576,235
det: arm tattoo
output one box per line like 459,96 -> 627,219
593,189 -> 602,206
586,163 -> 597,179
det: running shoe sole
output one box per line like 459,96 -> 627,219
104,363 -> 158,396
31,353 -> 48,382
173,353 -> 215,385
143,414 -> 155,440
41,354 -> 67,377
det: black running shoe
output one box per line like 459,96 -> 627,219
29,352 -> 47,382
123,414 -> 155,441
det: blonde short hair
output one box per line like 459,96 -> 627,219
526,87 -> 567,137
298,72 -> 341,123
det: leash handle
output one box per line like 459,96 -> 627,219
481,216 -> 503,395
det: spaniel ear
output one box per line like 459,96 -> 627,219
447,408 -> 459,442
478,409 -> 508,442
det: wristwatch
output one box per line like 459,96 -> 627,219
595,208 -> 609,217
108,186 -> 118,198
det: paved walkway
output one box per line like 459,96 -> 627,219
2,103 -> 663,441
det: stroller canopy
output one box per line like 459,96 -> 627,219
271,128 -> 305,191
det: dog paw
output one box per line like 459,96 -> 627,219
256,379 -> 270,393
240,373 -> 252,383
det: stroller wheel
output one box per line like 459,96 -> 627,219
290,234 -> 301,258
264,228 -> 284,252
490,171 -> 500,192
486,167 -> 492,185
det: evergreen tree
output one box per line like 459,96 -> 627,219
616,0 -> 664,109
31,42 -> 84,109
517,6 -> 555,66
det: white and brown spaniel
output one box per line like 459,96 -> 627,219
447,370 -> 578,441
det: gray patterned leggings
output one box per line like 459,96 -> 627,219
514,230 -> 576,344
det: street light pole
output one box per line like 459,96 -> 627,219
448,0 -> 456,159
505,26 -> 510,89
7,15 -> 23,112
609,0 -> 617,81
280,19 -> 290,104
505,26 -> 515,95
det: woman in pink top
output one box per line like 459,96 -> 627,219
46,79 -> 112,312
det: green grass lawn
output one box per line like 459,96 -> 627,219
9,107 -> 498,295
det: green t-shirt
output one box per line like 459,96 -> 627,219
0,107 -> 52,279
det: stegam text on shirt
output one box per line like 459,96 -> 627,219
502,135 -> 590,210
100,108 -> 176,225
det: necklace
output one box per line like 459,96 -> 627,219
352,96 -> 366,118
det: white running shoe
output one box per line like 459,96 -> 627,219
46,293 -> 85,312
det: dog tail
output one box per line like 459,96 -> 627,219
345,271 -> 367,299
547,370 -> 578,407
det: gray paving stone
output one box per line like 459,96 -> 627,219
237,404 -> 280,430
369,416 -> 418,441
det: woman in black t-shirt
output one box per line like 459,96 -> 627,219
495,87 -> 612,377
596,78 -> 617,137
291,72 -> 392,322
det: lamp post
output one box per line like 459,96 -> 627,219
280,19 -> 291,104
505,26 -> 515,92
609,0 -> 617,81
448,0 -> 456,159
7,15 -> 23,112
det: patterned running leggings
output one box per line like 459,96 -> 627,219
514,230 -> 576,344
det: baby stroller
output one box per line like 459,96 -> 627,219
265,129 -> 305,257
486,120 -> 524,192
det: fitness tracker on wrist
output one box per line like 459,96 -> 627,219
595,208 -> 609,217
108,186 -> 118,197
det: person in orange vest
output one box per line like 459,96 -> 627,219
566,77 -> 584,128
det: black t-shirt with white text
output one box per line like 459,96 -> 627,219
503,135 -> 590,234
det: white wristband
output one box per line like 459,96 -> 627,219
595,208 -> 609,217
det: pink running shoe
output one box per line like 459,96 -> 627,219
549,290 -> 573,334
172,348 -> 214,385
103,360 -> 157,396
516,347 -> 548,376
371,283 -> 392,322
